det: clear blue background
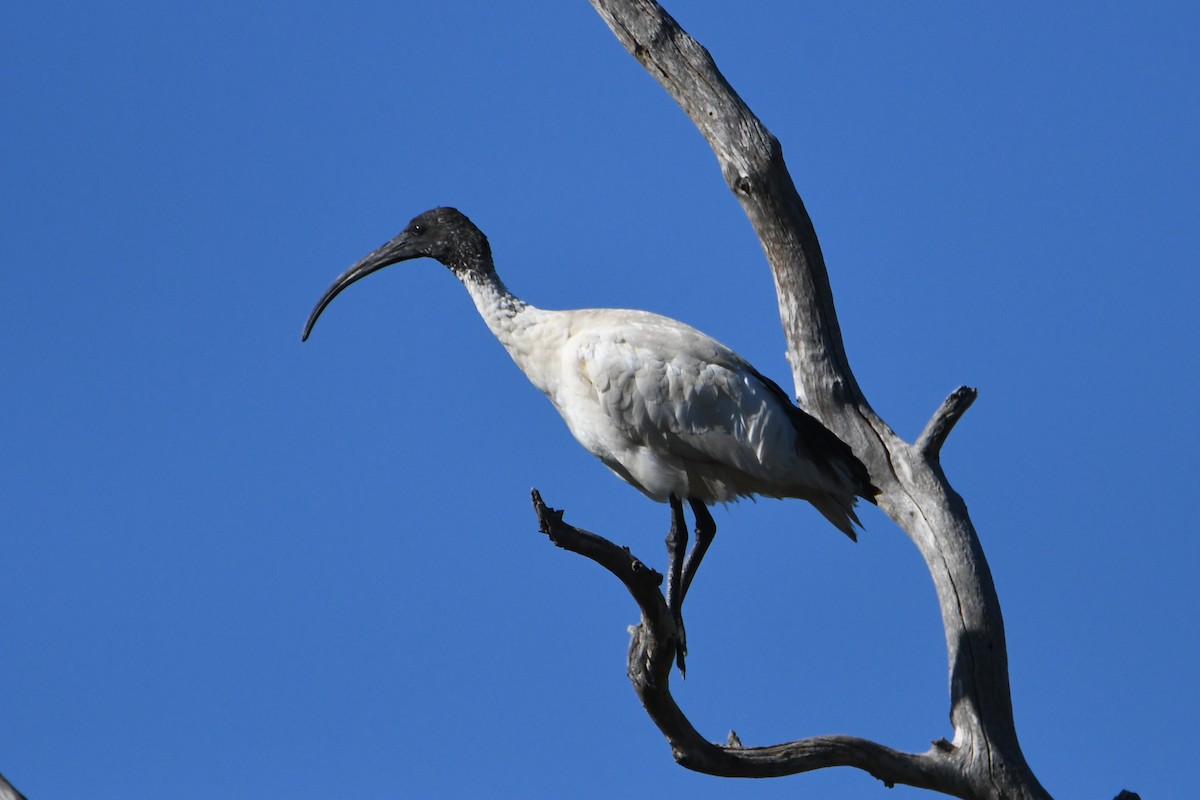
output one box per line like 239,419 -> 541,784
2,2 -> 1195,798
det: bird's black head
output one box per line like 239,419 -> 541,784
302,207 -> 492,341
393,207 -> 492,273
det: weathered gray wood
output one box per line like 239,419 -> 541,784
548,1 -> 1064,797
533,492 -> 975,795
918,386 -> 979,459
0,772 -> 28,800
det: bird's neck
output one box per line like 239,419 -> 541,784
458,268 -> 560,395
459,267 -> 530,338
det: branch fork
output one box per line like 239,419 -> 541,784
517,1 -> 1102,798
917,386 -> 979,459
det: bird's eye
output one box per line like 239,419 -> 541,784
411,223 -> 426,236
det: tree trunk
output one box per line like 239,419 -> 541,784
532,2 -> 1063,797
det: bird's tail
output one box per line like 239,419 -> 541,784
809,492 -> 864,542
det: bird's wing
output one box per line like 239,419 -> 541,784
560,311 -> 824,495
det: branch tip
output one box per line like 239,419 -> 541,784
916,386 -> 978,459
530,488 -> 564,534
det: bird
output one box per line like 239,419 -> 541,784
303,207 -> 877,669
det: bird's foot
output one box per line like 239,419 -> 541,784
672,608 -> 688,676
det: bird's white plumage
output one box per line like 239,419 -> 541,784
461,270 -> 860,513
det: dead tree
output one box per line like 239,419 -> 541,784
532,2 -> 1129,798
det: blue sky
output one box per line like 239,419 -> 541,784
2,2 -> 1196,798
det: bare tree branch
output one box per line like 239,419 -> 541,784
526,1 -> 1129,798
533,492 -> 975,794
918,386 -> 979,459
0,772 -> 28,800
577,0 -> 1046,795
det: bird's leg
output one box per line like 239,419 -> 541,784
680,499 -> 716,603
665,494 -> 689,671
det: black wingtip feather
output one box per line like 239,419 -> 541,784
748,367 -> 877,502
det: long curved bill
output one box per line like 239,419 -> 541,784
301,232 -> 418,341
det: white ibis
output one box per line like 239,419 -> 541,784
303,207 -> 877,667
